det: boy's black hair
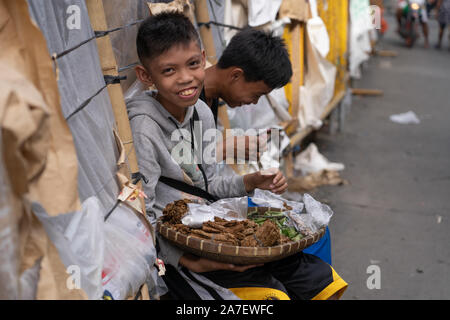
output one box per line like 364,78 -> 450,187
136,12 -> 201,64
218,28 -> 292,89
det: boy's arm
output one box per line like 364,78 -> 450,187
133,132 -> 160,224
133,132 -> 185,267
200,107 -> 287,197
200,125 -> 251,199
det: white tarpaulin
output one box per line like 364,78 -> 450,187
298,0 -> 336,129
349,0 -> 372,79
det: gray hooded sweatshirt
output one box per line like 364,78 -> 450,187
126,91 -> 249,267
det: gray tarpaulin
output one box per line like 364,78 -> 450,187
25,0 -> 159,299
28,0 -> 119,211
0,130 -> 19,299
103,0 -> 151,92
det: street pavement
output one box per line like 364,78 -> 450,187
311,12 -> 450,299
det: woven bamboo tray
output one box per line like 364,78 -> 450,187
157,207 -> 326,265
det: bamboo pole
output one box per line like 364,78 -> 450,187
85,0 -> 148,219
85,0 -> 140,179
86,0 -> 152,300
284,21 -> 304,178
194,0 -> 218,65
193,0 -> 244,173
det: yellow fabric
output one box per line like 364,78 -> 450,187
312,266 -> 348,300
282,23 -> 305,117
316,0 -> 349,95
282,25 -> 293,114
229,264 -> 347,300
230,287 -> 291,300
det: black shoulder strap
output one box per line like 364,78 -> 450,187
190,107 -> 209,193
159,176 -> 219,202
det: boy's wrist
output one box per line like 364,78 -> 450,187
243,172 -> 256,193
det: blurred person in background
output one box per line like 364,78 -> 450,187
396,0 -> 430,47
436,0 -> 450,49
426,0 -> 438,16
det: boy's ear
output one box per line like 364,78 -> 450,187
229,67 -> 244,83
135,65 -> 154,87
201,49 -> 206,68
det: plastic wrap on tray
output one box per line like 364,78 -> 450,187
161,190 -> 333,248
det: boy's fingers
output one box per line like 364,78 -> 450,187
272,171 -> 283,184
274,176 -> 286,188
272,182 -> 288,194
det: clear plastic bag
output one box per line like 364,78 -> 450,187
33,197 -> 160,300
251,189 -> 304,213
287,193 -> 333,235
250,190 -> 333,236
182,197 -> 248,228
302,193 -> 333,230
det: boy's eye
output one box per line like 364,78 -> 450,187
162,67 -> 175,74
189,60 -> 200,67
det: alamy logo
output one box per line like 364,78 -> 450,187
66,5 -> 81,30
66,265 -> 81,290
366,263 -> 381,290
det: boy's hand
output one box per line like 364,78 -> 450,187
179,253 -> 263,273
243,168 -> 288,194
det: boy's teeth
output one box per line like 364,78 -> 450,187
180,88 -> 195,96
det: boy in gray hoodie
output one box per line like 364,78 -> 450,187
127,12 -> 347,300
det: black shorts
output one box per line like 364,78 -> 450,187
163,253 -> 347,300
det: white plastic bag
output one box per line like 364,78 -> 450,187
294,143 -> 345,175
33,197 -> 160,300
32,197 -> 105,300
102,203 -> 159,300
389,111 -> 421,124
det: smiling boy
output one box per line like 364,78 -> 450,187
127,12 -> 347,300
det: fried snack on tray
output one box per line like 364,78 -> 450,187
161,200 -> 306,247
161,199 -> 191,224
255,220 -> 281,247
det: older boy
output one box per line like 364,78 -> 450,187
127,12 -> 347,300
202,27 -> 291,120
201,27 -> 291,162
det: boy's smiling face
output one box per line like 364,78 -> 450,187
136,40 -> 205,119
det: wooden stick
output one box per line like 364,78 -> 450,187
351,88 -> 383,96
289,90 -> 346,148
374,50 -> 398,57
